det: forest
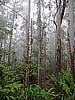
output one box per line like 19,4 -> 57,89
0,0 -> 75,100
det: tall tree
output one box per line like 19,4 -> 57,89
55,0 -> 66,76
0,39 -> 2,63
67,20 -> 72,71
68,0 -> 74,52
43,30 -> 46,86
25,0 -> 31,84
8,2 -> 16,65
68,0 -> 74,79
29,19 -> 33,66
37,0 -> 42,86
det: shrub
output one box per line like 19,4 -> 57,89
24,84 -> 54,100
50,69 -> 75,100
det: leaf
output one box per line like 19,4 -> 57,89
6,96 -> 9,100
10,96 -> 16,100
47,88 -> 54,93
63,84 -> 72,96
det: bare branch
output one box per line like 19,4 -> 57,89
0,1 -> 27,21
61,0 -> 66,23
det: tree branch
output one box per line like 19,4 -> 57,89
0,1 -> 27,21
61,0 -> 66,24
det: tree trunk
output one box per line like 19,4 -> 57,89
55,0 -> 66,76
29,19 -> 33,65
68,0 -> 74,52
8,4 -> 15,65
8,31 -> 12,65
73,42 -> 75,81
43,31 -> 46,86
3,37 -> 6,63
67,20 -> 72,71
25,0 -> 31,84
37,0 -> 42,86
0,39 -> 2,63
41,23 -> 46,86
68,0 -> 74,79
55,0 -> 61,77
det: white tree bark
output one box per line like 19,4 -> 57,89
68,0 -> 74,52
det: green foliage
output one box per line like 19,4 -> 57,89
0,82 -> 23,100
72,51 -> 75,58
0,64 -> 54,100
24,85 -> 54,100
1,64 -> 75,100
0,64 -> 24,100
50,69 -> 75,100
29,63 -> 38,84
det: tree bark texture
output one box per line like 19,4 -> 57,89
55,0 -> 61,77
25,0 -> 31,84
37,0 -> 42,86
55,0 -> 66,76
0,39 -> 2,63
67,20 -> 72,71
8,3 -> 15,65
68,0 -> 74,52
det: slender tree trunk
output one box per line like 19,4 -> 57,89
73,42 -> 75,80
0,39 -> 2,63
37,0 -> 42,86
68,0 -> 74,52
8,31 -> 12,65
67,20 -> 72,71
3,37 -> 6,63
41,23 -> 46,86
68,0 -> 74,79
25,0 -> 31,84
8,4 -> 15,65
55,0 -> 61,77
43,31 -> 46,86
29,19 -> 33,65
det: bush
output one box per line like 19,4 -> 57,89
24,84 -> 54,100
1,64 -> 75,100
0,64 -> 24,100
50,69 -> 75,100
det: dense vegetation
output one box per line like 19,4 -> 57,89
0,0 -> 75,99
0,64 -> 75,100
